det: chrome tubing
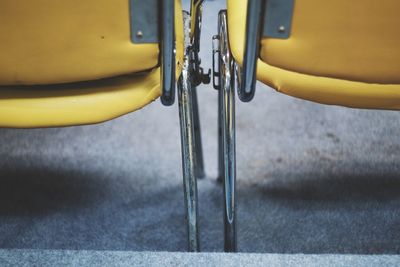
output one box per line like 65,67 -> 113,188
190,0 -> 206,179
178,11 -> 200,252
160,0 -> 176,105
217,10 -> 237,252
212,35 -> 223,183
239,0 -> 263,102
191,87 -> 205,179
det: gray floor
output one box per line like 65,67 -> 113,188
1,250 -> 400,267
0,0 -> 400,258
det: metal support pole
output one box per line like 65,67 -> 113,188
217,10 -> 237,252
178,12 -> 200,252
191,87 -> 205,179
217,85 -> 224,183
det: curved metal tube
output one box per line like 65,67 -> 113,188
188,0 -> 207,180
160,0 -> 176,105
218,10 -> 237,252
178,11 -> 200,252
238,0 -> 263,102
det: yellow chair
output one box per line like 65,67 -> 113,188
213,0 -> 400,251
0,0 -> 208,251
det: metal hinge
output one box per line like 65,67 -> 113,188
262,0 -> 295,39
130,0 -> 159,43
212,35 -> 221,90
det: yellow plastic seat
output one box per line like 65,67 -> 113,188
227,0 -> 400,110
216,0 -> 400,252
0,0 -> 184,128
0,0 -> 208,252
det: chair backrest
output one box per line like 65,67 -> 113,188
0,0 -> 160,85
260,0 -> 400,85
238,0 -> 400,102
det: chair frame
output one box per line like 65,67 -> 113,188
212,0 -> 265,252
213,10 -> 237,252
160,0 -> 177,105
176,0 -> 208,252
132,0 -> 205,251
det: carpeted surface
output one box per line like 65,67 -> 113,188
0,0 -> 399,259
0,250 -> 399,267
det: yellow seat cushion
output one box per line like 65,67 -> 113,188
227,0 -> 400,110
0,0 -> 166,85
0,70 -> 161,128
0,0 -> 184,128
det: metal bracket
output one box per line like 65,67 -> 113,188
212,35 -> 221,90
192,66 -> 211,86
129,0 -> 159,43
190,0 -> 211,86
262,0 -> 295,39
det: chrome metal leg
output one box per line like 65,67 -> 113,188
178,12 -> 200,252
190,0 -> 208,181
217,87 -> 224,183
178,74 -> 200,252
191,87 -> 205,179
218,10 -> 237,252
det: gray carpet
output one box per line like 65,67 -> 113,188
0,0 -> 400,259
1,250 -> 400,267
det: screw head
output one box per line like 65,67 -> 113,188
136,31 -> 143,38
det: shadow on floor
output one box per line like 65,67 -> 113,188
261,172 -> 400,203
0,165 -> 109,216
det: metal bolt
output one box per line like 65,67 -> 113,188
278,25 -> 286,33
136,30 -> 143,38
